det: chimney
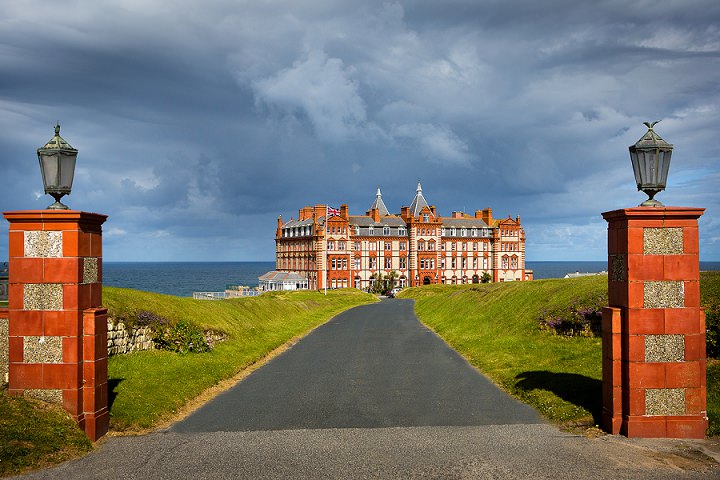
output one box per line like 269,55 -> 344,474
482,208 -> 493,225
452,211 -> 463,219
400,206 -> 410,221
276,216 -> 283,238
314,204 -> 326,219
371,207 -> 380,223
475,210 -> 483,219
430,206 -> 437,216
516,215 -> 521,224
341,204 -> 349,220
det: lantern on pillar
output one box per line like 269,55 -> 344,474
37,123 -> 78,210
628,121 -> 673,207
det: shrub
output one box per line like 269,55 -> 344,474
152,318 -> 212,354
539,292 -> 607,337
706,303 -> 720,359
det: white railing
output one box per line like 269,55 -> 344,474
192,290 -> 263,300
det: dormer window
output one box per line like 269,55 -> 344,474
383,226 -> 390,235
451,227 -> 456,236
354,225 -> 360,235
368,226 -> 374,235
399,227 -> 406,236
423,214 -> 429,222
461,228 -> 467,237
441,227 -> 446,236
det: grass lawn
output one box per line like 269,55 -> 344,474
104,287 -> 376,430
401,272 -> 720,434
0,387 -> 91,477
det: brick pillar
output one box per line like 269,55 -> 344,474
601,207 -> 707,438
4,210 -> 109,441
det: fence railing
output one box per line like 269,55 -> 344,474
192,290 -> 263,300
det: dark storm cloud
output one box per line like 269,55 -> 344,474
1,0 -> 719,261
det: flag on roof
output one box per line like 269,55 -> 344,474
327,206 -> 340,217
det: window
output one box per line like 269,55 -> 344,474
338,241 -> 346,251
462,242 -> 467,251
369,257 -> 377,269
441,259 -> 445,269
370,241 -> 377,250
423,214 -> 429,222
399,227 -> 406,236
331,258 -> 337,270
385,242 -> 391,250
428,241 -> 435,251
420,259 -> 425,269
461,228 -> 467,237
399,241 -> 407,251
462,257 -> 467,269
354,241 -> 361,251
353,258 -> 361,270
502,256 -> 509,269
418,240 -> 425,251
441,242 -> 446,251
473,242 -> 477,251
328,241 -> 335,251
511,256 -> 518,269
385,257 -> 392,269
354,226 -> 360,235
441,227 -> 446,236
399,257 -> 407,269
343,258 -> 348,270
473,257 -> 478,269
451,227 -> 456,236
451,258 -> 457,269
483,257 -> 488,269
383,226 -> 390,235
368,226 -> 374,235
471,228 -> 477,237
452,242 -> 457,251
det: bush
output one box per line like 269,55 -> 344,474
706,303 -> 720,359
152,318 -> 212,354
539,292 -> 607,337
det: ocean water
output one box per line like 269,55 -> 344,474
102,261 -> 720,297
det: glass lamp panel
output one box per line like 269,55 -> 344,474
40,154 -> 60,192
58,153 -> 77,191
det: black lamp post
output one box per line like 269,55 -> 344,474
37,123 -> 78,210
629,121 -> 673,207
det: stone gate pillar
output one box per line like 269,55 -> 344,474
602,207 -> 707,438
4,209 -> 108,441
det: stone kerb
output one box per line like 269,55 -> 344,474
3,209 -> 109,441
602,207 -> 707,439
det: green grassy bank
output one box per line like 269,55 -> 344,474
400,272 -> 720,434
105,287 -> 376,430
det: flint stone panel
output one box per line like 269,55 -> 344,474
23,284 -> 63,311
645,334 -> 684,362
24,336 -> 63,364
24,231 -> 63,258
644,227 -> 683,255
644,281 -> 684,309
611,254 -> 626,282
645,388 -> 686,416
0,318 -> 7,384
83,257 -> 99,284
25,389 -> 62,405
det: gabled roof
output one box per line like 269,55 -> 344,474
409,181 -> 430,217
370,187 -> 390,216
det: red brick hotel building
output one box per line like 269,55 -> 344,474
275,182 -> 531,290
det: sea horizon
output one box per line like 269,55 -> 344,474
101,260 -> 720,298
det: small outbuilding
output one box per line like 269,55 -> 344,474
258,271 -> 309,291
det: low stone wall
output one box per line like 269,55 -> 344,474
107,320 -> 155,355
0,308 -> 8,384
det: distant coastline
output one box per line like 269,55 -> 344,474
102,260 -> 720,297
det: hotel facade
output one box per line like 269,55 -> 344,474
275,183 -> 531,291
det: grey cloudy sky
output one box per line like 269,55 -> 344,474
1,0 -> 719,261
